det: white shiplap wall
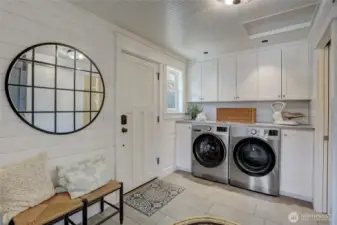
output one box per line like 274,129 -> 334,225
0,1 -> 116,224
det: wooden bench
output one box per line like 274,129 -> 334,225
9,181 -> 124,225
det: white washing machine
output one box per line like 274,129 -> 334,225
229,125 -> 281,196
191,124 -> 230,184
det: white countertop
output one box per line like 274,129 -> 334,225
176,120 -> 314,130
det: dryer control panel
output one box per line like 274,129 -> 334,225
247,127 -> 280,140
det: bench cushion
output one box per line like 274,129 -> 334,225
79,181 -> 121,203
12,193 -> 82,225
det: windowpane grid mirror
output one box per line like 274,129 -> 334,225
5,43 -> 105,134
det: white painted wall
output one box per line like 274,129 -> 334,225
0,1 -> 186,224
0,1 -> 116,224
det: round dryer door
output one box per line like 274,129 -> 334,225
233,138 -> 276,177
193,134 -> 226,168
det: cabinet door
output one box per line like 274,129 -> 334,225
175,123 -> 192,172
282,43 -> 310,100
188,63 -> 202,102
280,129 -> 313,201
219,55 -> 237,101
201,60 -> 218,102
258,48 -> 282,100
237,51 -> 258,101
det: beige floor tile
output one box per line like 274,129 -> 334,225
208,203 -> 265,225
160,199 -> 207,220
119,205 -> 166,225
265,220 -> 281,225
163,173 -> 214,199
156,215 -> 177,225
318,220 -> 330,225
104,216 -> 140,225
207,188 -> 258,214
171,190 -> 214,212
255,200 -> 317,225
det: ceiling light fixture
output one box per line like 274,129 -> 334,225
67,49 -> 85,60
224,0 -> 241,5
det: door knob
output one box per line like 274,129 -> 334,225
121,127 -> 128,133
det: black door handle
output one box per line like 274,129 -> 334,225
121,127 -> 128,133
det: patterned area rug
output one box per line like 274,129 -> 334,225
173,217 -> 240,225
124,179 -> 185,216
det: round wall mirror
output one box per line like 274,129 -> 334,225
5,43 -> 105,134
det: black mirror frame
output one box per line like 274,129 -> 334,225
5,42 -> 106,135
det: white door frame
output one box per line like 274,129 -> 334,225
313,17 -> 337,225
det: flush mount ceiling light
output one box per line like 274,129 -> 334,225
67,49 -> 85,60
220,0 -> 250,6
225,0 -> 240,5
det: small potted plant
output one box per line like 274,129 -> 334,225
186,103 -> 203,120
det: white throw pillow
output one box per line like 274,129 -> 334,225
57,156 -> 111,199
0,153 -> 55,225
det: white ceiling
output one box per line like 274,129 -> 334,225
73,0 -> 320,60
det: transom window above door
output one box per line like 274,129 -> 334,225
166,66 -> 183,114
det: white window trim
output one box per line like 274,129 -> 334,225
164,66 -> 185,118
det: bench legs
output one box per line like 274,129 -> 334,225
100,197 -> 105,213
120,182 -> 124,224
82,199 -> 88,225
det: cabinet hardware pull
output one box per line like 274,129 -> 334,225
284,134 -> 287,136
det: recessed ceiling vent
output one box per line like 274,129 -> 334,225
243,3 -> 318,39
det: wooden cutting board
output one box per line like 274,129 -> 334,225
216,108 -> 256,124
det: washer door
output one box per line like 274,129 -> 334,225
193,134 -> 226,168
233,138 -> 276,177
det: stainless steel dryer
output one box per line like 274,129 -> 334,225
229,125 -> 280,196
192,124 -> 230,184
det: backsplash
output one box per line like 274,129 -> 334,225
200,101 -> 311,124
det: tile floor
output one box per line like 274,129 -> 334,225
100,172 -> 330,225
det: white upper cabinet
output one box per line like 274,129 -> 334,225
219,55 -> 237,101
237,50 -> 258,101
188,62 -> 202,102
201,59 -> 218,102
258,48 -> 282,100
282,43 -> 310,100
187,41 -> 311,103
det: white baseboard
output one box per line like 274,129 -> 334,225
159,165 -> 175,178
280,191 -> 313,203
175,165 -> 191,173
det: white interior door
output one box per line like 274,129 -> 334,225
116,51 -> 159,192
